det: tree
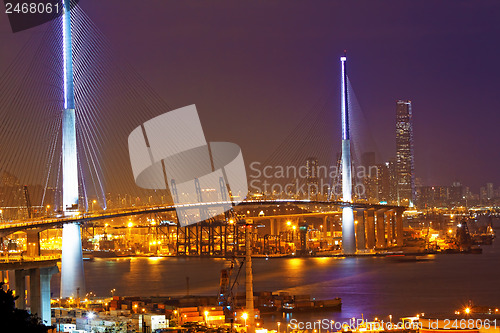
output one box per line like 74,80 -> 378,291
0,282 -> 52,333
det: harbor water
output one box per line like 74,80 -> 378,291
51,240 -> 500,323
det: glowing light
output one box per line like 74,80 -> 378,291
340,54 -> 355,254
465,307 -> 470,314
60,223 -> 85,298
128,222 -> 133,228
242,312 -> 248,320
287,221 -> 291,226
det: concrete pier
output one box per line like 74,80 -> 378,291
1,259 -> 59,325
355,209 -> 366,250
376,210 -> 386,248
365,210 -> 376,250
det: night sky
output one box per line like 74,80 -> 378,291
1,1 -> 500,192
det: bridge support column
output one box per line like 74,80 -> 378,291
386,211 -> 394,246
342,207 -> 356,254
29,269 -> 40,317
322,216 -> 329,239
365,210 -> 375,250
391,212 -> 397,245
14,270 -> 27,309
60,223 -> 85,298
396,210 -> 404,246
29,266 -> 58,325
376,210 -> 386,249
26,230 -> 41,257
0,270 -> 9,287
355,210 -> 366,251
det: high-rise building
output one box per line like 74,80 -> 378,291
361,152 -> 378,202
480,186 -> 488,204
449,182 -> 464,206
305,157 -> 319,197
486,182 -> 494,200
395,100 -> 415,206
377,158 -> 398,204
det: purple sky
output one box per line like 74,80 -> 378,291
1,1 -> 500,192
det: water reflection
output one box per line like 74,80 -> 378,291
50,242 -> 500,322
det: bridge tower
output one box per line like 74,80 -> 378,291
340,53 -> 356,254
60,0 -> 85,298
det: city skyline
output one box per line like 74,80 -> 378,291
1,3 -> 500,333
1,1 -> 500,193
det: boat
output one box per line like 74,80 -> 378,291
282,297 -> 341,312
388,254 -> 435,262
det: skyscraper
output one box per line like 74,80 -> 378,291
305,157 -> 319,197
486,183 -> 494,201
396,100 -> 415,206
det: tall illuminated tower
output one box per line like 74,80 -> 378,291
395,100 -> 415,207
340,53 -> 356,254
60,0 -> 85,298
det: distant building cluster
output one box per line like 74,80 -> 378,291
356,100 -> 500,208
1,99 -> 498,217
418,182 -> 500,208
358,100 -> 415,206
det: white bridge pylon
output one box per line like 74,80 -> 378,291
60,0 -> 85,299
340,53 -> 356,254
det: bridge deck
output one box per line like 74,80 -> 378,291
0,200 -> 406,235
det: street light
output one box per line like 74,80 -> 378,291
204,310 -> 209,326
92,200 -> 97,212
242,312 -> 248,327
277,321 -> 281,333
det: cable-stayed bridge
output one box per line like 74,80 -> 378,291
0,2 -> 406,325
